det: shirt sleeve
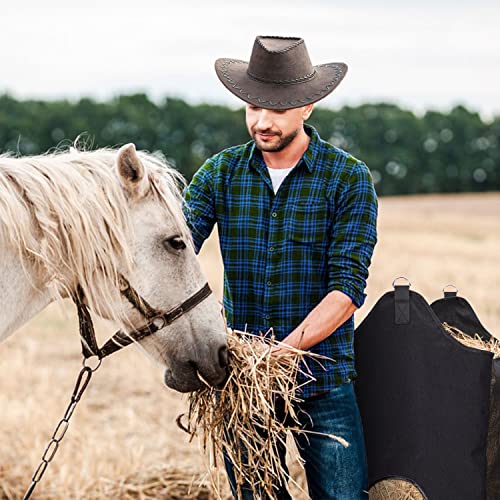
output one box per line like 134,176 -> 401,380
182,157 -> 217,254
327,161 -> 378,308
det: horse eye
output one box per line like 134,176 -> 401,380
164,235 -> 186,251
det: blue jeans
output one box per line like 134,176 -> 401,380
223,380 -> 369,499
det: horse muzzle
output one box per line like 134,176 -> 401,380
164,344 -> 229,393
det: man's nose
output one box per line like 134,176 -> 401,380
257,110 -> 273,130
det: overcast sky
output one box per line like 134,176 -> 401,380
1,0 -> 499,121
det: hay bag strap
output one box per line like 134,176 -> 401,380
354,279 -> 495,500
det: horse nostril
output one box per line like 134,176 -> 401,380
218,345 -> 229,369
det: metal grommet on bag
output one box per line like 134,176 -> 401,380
392,276 -> 411,288
442,284 -> 458,297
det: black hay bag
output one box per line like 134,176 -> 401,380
353,279 -> 500,500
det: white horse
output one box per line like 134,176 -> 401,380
0,142 -> 227,392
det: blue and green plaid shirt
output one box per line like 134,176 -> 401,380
183,124 -> 378,398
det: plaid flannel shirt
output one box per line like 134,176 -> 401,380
183,124 -> 378,397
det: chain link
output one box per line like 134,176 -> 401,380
23,360 -> 101,499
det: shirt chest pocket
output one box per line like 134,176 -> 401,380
284,200 -> 330,245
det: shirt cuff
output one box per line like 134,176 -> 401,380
328,281 -> 367,309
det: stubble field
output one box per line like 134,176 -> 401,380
1,191 -> 499,499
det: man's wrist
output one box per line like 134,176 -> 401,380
277,290 -> 356,352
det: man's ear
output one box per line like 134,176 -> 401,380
302,103 -> 314,121
116,143 -> 148,199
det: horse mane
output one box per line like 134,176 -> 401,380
0,141 -> 191,328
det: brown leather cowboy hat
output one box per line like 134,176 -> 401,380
214,36 -> 348,110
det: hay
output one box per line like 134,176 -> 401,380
178,329 -> 347,500
443,322 -> 500,358
369,479 -> 423,499
0,463 -> 231,500
94,464 -> 230,500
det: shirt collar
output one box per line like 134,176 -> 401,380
248,123 -> 320,173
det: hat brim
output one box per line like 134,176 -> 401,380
214,58 -> 348,110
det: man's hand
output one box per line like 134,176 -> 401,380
270,332 -> 305,355
270,344 -> 291,355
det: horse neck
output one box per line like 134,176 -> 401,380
0,246 -> 53,343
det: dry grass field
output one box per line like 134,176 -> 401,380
1,191 -> 499,499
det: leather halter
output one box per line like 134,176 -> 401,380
72,275 -> 212,360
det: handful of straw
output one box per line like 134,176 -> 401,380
177,329 -> 348,500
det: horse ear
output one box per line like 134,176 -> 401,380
116,143 -> 148,198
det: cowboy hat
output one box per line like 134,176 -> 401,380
214,35 -> 348,110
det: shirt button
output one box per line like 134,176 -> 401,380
269,246 -> 275,252
271,212 -> 278,218
266,280 -> 272,286
265,314 -> 271,320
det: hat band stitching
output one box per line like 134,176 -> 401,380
246,69 -> 317,85
255,36 -> 304,54
220,60 -> 344,106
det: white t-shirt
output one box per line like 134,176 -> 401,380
267,166 -> 295,194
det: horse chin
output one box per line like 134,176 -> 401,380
164,367 -> 202,393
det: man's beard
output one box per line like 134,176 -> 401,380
252,127 -> 300,152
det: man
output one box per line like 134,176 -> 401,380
183,35 -> 378,499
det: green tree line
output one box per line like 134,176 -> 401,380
0,93 -> 498,195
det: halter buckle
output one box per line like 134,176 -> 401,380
152,316 -> 166,330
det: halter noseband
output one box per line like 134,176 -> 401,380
73,275 -> 212,360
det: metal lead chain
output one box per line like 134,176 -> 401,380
23,361 -> 101,499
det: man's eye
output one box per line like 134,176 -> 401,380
163,235 -> 186,251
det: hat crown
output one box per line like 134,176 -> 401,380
247,36 -> 315,85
